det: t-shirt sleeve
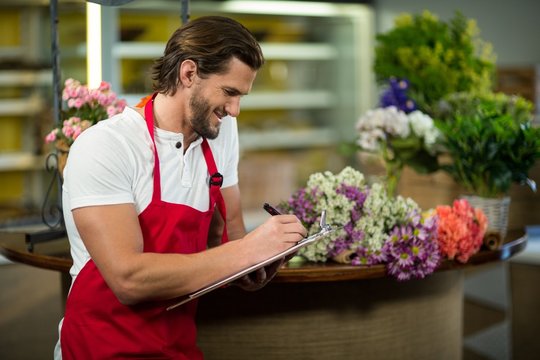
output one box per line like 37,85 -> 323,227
63,125 -> 135,210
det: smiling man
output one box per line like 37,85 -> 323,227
54,16 -> 307,359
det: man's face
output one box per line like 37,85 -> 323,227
189,87 -> 219,139
187,58 -> 257,139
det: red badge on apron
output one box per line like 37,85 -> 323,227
61,94 -> 228,359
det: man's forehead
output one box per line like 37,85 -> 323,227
212,59 -> 257,94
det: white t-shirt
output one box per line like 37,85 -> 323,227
62,106 -> 239,279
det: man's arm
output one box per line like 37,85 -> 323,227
73,201 -> 305,305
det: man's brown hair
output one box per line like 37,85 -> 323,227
152,16 -> 265,95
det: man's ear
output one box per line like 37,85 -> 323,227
179,59 -> 197,87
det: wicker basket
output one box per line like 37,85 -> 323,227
460,195 -> 511,246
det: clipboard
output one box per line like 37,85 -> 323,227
166,210 -> 337,311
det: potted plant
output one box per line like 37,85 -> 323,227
350,78 -> 444,196
354,103 -> 443,196
434,92 -> 540,239
44,78 -> 127,176
373,10 -> 495,115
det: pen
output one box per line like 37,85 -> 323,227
263,203 -> 281,216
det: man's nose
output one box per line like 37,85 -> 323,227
225,97 -> 241,118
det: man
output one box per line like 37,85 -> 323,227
55,16 -> 307,359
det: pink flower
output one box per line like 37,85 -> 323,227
62,124 -> 75,138
46,78 -> 126,147
72,126 -> 83,140
45,129 -> 58,143
98,81 -> 110,92
435,199 -> 488,263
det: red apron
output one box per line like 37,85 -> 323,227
61,94 -> 228,359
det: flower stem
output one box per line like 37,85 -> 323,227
385,160 -> 403,197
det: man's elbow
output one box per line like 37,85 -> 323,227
106,272 -> 146,305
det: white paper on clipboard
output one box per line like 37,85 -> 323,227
166,210 -> 337,311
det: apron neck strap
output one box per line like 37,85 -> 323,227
201,139 -> 228,244
144,93 -> 161,201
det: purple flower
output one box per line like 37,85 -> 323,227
279,187 -> 321,227
329,235 -> 351,257
379,78 -> 417,114
382,211 -> 441,281
350,247 -> 387,266
337,184 -> 368,223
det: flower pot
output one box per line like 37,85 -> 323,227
55,141 -> 70,179
460,195 -> 511,249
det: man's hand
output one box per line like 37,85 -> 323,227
232,257 -> 286,291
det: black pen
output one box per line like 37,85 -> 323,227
263,203 -> 281,216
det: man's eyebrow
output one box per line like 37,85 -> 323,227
223,86 -> 247,96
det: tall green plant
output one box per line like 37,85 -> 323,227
374,10 -> 496,114
435,94 -> 540,197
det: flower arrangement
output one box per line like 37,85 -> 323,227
44,78 -> 127,150
433,199 -> 488,263
373,10 -> 495,115
278,167 -> 442,280
355,96 -> 443,195
279,167 -> 490,280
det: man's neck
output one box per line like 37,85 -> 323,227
151,93 -> 199,150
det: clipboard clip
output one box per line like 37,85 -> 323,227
296,210 -> 335,246
319,210 -> 332,232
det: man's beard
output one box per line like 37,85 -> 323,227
189,91 -> 221,140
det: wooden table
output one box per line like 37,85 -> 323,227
0,229 -> 526,279
0,229 -> 528,360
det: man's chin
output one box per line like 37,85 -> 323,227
195,127 -> 220,140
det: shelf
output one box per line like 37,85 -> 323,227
261,43 -> 337,61
112,42 -> 162,59
0,47 -> 25,60
130,0 -> 369,18
0,95 -> 44,116
123,90 -> 335,110
243,90 -> 335,109
65,42 -> 337,61
0,152 -> 45,172
239,128 -> 338,151
111,42 -> 337,61
0,70 -> 51,86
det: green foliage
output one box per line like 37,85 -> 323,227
374,10 -> 496,114
433,91 -> 534,124
435,93 -> 540,197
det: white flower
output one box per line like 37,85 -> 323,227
408,110 -> 433,136
356,130 -> 384,152
381,106 -> 410,137
407,110 -> 442,152
356,107 -> 411,148
283,167 -> 421,262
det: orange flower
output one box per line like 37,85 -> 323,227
136,94 -> 153,108
435,199 -> 488,263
